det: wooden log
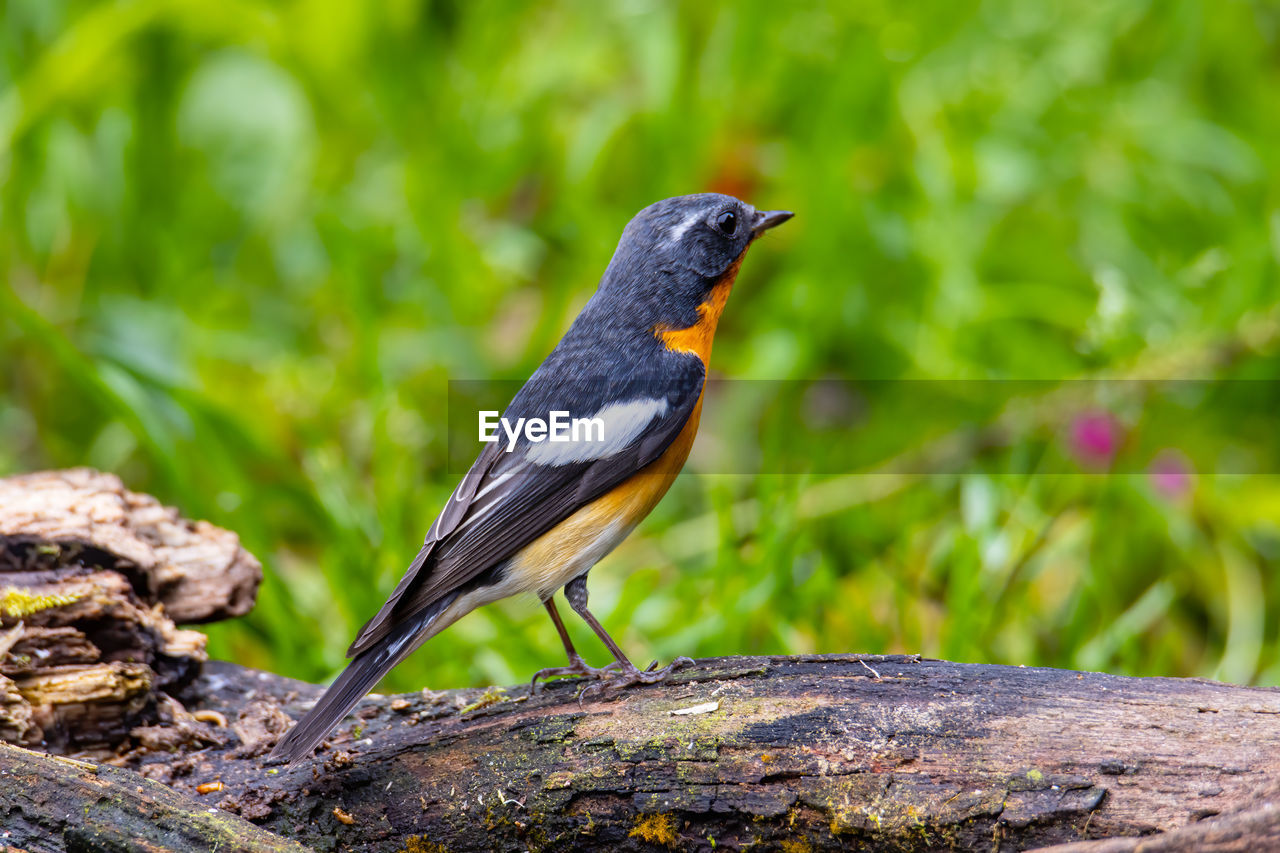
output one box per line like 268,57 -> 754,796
12,656 -> 1268,852
3,470 -> 1279,851
2,657 -> 1279,850
0,743 -> 310,853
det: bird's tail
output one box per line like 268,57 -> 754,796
268,594 -> 456,766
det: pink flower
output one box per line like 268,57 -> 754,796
1069,411 -> 1121,468
1149,449 -> 1193,500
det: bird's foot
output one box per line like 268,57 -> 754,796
573,656 -> 695,701
529,655 -> 621,694
617,655 -> 695,685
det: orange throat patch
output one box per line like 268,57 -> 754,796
655,257 -> 743,366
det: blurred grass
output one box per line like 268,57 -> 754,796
2,0 -> 1279,691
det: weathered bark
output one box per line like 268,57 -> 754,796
0,468 -> 258,751
1042,800 -> 1280,852
4,470 -> 1280,851
0,468 -> 261,622
0,742 -> 309,853
6,655 -> 1277,852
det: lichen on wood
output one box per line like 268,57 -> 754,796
0,741 -> 310,853
0,467 -> 261,622
114,656 -> 1280,851
4,469 -> 1280,852
2,653 -> 1280,851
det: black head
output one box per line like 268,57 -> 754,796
596,193 -> 793,331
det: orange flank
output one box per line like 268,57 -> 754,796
507,396 -> 704,597
656,256 -> 744,366
508,255 -> 745,598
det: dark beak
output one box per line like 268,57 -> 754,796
751,209 -> 794,237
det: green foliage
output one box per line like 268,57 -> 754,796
2,1 -> 1278,690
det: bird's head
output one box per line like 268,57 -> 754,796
599,193 -> 793,336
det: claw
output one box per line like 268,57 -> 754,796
588,655 -> 693,689
529,656 -> 621,695
577,680 -> 607,705
530,655 -> 694,697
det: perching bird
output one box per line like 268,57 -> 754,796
270,193 -> 792,764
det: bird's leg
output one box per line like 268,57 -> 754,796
545,595 -> 580,662
529,595 -> 619,692
562,575 -> 691,687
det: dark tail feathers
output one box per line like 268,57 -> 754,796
268,597 -> 453,766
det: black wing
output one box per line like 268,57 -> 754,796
348,353 -> 704,656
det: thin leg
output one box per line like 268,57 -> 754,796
528,595 -> 619,693
562,575 -> 691,687
545,596 -> 580,661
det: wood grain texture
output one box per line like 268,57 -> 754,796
122,657 -> 1280,851
0,742 -> 310,853
3,657 -> 1278,851
0,467 -> 260,623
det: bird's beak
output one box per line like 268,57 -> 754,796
751,209 -> 794,237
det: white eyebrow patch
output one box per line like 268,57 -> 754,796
525,397 -> 670,466
666,209 -> 703,245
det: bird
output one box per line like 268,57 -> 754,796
269,193 -> 793,765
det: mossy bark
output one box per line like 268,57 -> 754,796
7,655 -> 1276,852
4,469 -> 1280,851
0,742 -> 310,852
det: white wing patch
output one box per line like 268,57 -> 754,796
476,463 -> 526,500
455,491 -> 506,531
666,209 -> 703,245
524,397 -> 670,466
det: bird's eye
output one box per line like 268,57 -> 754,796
715,210 -> 738,236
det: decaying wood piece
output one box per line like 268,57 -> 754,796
1037,798 -> 1280,852
0,468 -> 259,752
0,742 -> 310,853
0,468 -> 261,622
